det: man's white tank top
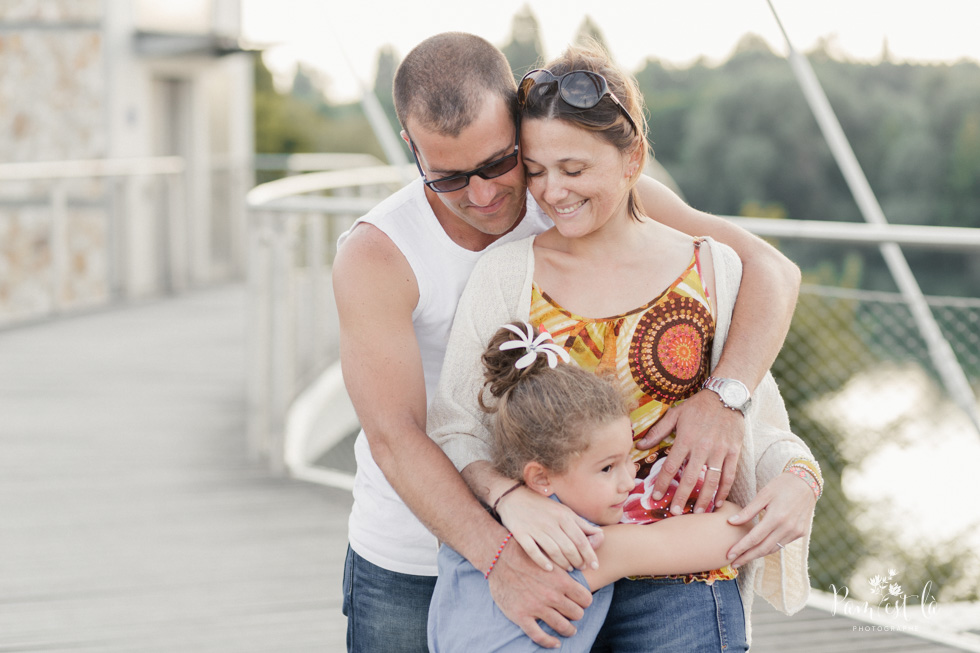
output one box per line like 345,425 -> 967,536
336,179 -> 552,575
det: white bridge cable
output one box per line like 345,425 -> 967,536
766,0 -> 980,434
328,24 -> 413,179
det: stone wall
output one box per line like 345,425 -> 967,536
0,2 -> 109,324
0,1 -> 251,326
0,1 -> 105,160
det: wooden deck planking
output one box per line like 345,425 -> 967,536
750,600 -> 962,652
0,286 -> 351,652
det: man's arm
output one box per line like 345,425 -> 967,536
332,224 -> 589,648
634,176 -> 802,513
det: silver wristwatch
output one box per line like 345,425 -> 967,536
702,376 -> 751,416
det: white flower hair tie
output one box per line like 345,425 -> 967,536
499,322 -> 571,369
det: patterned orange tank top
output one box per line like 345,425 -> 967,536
529,238 -> 736,583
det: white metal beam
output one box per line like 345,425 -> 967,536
724,216 -> 980,250
767,0 -> 980,433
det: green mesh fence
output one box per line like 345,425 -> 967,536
773,285 -> 980,603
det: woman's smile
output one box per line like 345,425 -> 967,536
554,199 -> 587,215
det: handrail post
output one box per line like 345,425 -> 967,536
49,182 -> 68,314
157,173 -> 173,294
164,172 -> 187,292
327,185 -> 360,265
308,212 -> 327,369
107,177 -> 123,300
121,175 -> 136,299
267,213 -> 297,473
247,211 -> 273,462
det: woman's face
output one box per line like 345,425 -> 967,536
548,416 -> 636,526
521,118 -> 638,240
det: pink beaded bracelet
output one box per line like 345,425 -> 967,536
485,532 -> 513,579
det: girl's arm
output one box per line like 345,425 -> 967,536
582,502 -> 752,590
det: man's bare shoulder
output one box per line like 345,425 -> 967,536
334,222 -> 404,269
333,223 -> 419,311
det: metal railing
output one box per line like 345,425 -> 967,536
244,164 -> 980,608
0,157 -> 185,324
244,164 -> 415,472
0,156 -> 250,326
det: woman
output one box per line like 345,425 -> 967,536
428,43 -> 820,651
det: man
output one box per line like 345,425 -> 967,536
332,32 -> 801,652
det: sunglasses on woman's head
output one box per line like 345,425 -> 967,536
518,69 -> 639,135
409,124 -> 521,193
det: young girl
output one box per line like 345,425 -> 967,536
427,322 -> 752,652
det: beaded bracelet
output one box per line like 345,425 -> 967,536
785,459 -> 823,500
786,458 -> 822,495
785,457 -> 823,483
485,532 -> 513,579
491,481 -> 525,516
787,466 -> 821,500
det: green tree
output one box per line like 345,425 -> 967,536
724,32 -> 777,73
574,16 -> 609,53
635,58 -> 704,166
291,64 -> 331,108
500,4 -> 544,80
373,45 -> 401,135
673,58 -> 848,224
949,110 -> 980,225
252,53 -> 383,162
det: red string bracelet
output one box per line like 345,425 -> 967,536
485,532 -> 513,579
491,481 -> 524,516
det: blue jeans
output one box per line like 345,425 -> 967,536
590,577 -> 747,652
342,546 -> 437,653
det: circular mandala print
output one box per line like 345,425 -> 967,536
628,297 -> 712,402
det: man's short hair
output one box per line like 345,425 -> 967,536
394,32 -> 518,137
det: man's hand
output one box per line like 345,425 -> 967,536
496,486 -> 601,572
488,541 -> 593,649
635,390 -> 743,515
725,471 -> 816,566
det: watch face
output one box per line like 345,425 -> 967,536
720,382 -> 749,407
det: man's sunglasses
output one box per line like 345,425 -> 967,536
518,69 -> 638,135
409,125 -> 521,193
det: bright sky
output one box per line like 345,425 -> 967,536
241,0 -> 980,102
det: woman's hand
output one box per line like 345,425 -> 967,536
724,471 -> 816,567
496,486 -> 602,572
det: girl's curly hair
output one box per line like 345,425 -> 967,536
479,322 -> 629,479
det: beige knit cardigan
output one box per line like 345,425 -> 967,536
427,235 -> 815,639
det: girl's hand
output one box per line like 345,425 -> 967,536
724,471 -> 816,567
496,486 -> 602,572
